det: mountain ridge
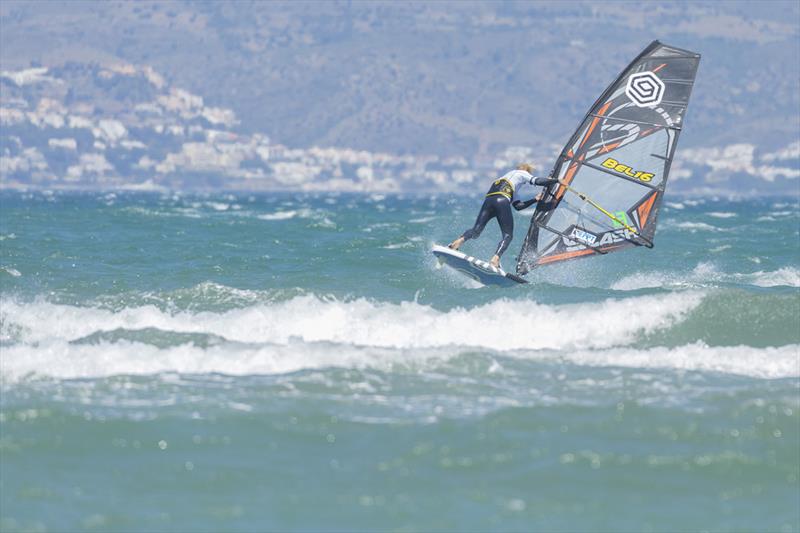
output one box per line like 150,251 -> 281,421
1,1 -> 798,194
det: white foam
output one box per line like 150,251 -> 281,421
153,281 -> 279,307
611,262 -> 719,291
6,289 -> 796,382
313,217 -> 337,229
610,272 -> 666,291
683,199 -> 705,207
1,266 -> 21,277
205,202 -> 230,211
746,267 -> 800,288
707,212 -> 737,219
2,338 -> 795,383
611,263 -> 800,290
383,242 -> 414,250
544,343 -> 800,380
257,210 -> 298,221
673,221 -> 721,232
709,245 -> 731,253
255,208 -> 335,227
0,339 -> 391,383
1,292 -> 703,353
122,206 -> 203,219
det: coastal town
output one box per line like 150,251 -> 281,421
1,64 -> 555,192
1,63 -> 797,195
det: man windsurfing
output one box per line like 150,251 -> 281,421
448,163 -> 548,268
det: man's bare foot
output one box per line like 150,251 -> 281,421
448,237 -> 464,250
490,255 -> 501,268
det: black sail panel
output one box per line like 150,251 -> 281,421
517,41 -> 700,274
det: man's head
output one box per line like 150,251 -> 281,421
517,162 -> 535,174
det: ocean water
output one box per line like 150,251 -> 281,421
1,190 -> 798,532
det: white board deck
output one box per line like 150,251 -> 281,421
431,244 -> 527,287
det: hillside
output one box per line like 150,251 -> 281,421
1,1 -> 798,194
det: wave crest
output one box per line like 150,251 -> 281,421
2,292 -> 703,351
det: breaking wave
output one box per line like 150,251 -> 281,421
3,287 -> 796,383
611,263 -> 800,290
2,338 -> 797,383
2,292 -> 703,351
1,291 -> 720,382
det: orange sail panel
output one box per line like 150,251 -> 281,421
637,192 -> 659,229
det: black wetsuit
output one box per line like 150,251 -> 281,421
458,179 -> 539,258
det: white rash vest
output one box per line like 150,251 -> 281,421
486,169 -> 541,203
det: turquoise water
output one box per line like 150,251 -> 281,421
1,191 -> 799,532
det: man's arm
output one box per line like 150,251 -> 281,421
512,173 -> 549,211
512,192 -> 543,211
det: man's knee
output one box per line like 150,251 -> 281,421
465,226 -> 483,240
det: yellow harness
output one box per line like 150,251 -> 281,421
485,178 -> 514,200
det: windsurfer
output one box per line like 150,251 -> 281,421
448,163 -> 546,268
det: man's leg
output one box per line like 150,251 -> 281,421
490,198 -> 514,268
450,198 -> 493,250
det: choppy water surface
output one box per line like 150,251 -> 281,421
1,191 -> 798,532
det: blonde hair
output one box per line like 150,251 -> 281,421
516,162 -> 535,173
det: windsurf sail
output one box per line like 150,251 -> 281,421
516,41 -> 700,275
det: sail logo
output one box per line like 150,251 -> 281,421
625,71 -> 665,107
569,227 -> 597,245
601,158 -> 654,182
